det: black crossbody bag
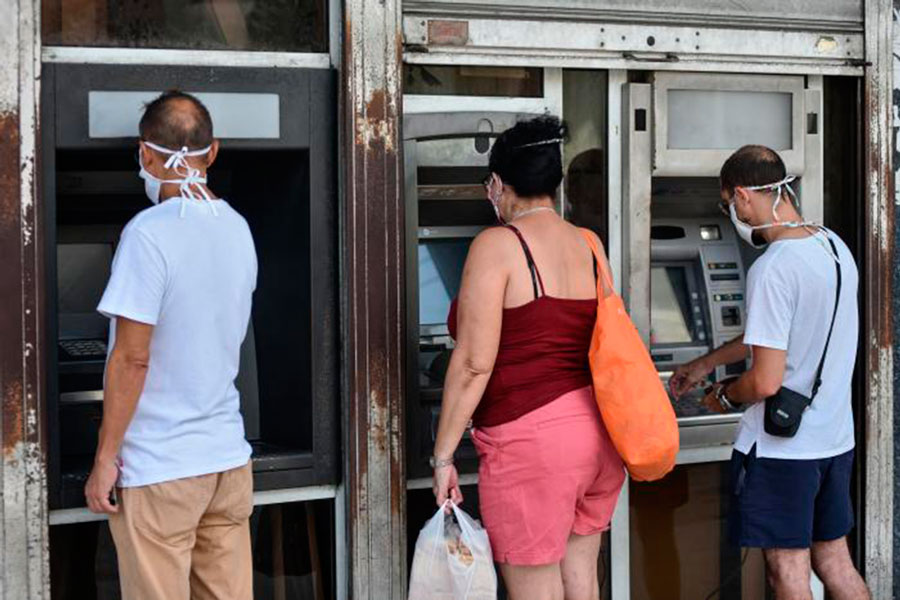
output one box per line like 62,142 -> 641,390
763,236 -> 842,438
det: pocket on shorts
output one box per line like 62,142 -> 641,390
221,462 -> 254,524
470,426 -> 504,453
130,478 -> 209,544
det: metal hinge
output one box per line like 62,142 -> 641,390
846,58 -> 872,67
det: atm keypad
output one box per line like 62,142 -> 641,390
59,339 -> 108,360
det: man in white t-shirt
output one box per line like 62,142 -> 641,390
669,146 -> 868,599
84,91 -> 257,600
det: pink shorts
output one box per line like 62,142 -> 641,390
470,386 -> 625,565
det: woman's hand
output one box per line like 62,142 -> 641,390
433,463 -> 463,509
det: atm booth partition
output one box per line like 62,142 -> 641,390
42,64 -> 339,510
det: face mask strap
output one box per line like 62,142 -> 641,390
734,175 -> 803,226
142,141 -> 218,216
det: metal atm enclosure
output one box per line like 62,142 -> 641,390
623,72 -> 823,451
42,64 -> 339,509
403,110 -> 547,479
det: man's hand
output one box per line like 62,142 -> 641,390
702,384 -> 729,414
85,459 -> 120,514
669,357 -> 713,399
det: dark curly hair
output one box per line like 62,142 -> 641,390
488,115 -> 568,198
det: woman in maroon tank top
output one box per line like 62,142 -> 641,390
432,116 -> 625,599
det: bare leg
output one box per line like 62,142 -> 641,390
500,562 -> 564,600
560,532 -> 603,600
763,548 -> 813,600
811,537 -> 869,600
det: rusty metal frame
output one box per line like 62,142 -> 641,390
341,0 -> 407,599
862,0 -> 894,597
0,0 -> 49,598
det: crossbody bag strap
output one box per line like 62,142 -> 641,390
810,235 -> 842,400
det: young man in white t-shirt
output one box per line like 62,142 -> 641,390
84,91 -> 257,600
669,145 -> 869,599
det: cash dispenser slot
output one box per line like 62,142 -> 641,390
43,64 -> 338,509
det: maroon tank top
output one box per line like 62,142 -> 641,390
447,225 -> 597,427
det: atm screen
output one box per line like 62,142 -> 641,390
650,266 -> 693,344
418,238 -> 472,327
57,243 -> 112,339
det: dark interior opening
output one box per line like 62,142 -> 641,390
51,148 -> 316,507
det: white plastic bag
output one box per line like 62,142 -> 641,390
408,501 -> 497,600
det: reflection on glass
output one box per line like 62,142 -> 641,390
418,239 -> 471,326
650,267 -> 693,345
49,500 -> 335,600
42,0 -> 328,52
404,65 -> 543,97
563,69 -> 608,244
630,463 -> 766,600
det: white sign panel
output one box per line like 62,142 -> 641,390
88,91 -> 280,139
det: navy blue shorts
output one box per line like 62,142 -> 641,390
729,445 -> 855,549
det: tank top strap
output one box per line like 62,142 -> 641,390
504,224 -> 545,299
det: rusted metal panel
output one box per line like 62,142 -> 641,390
402,16 -> 865,76
341,0 -> 407,598
404,0 -> 864,31
0,0 -> 50,599
863,0 -> 894,597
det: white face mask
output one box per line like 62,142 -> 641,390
138,141 -> 216,216
727,175 -> 811,248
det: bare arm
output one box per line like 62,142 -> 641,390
433,229 -> 510,461
723,345 -> 785,404
85,317 -> 153,513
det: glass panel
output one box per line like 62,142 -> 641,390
50,500 -> 335,599
630,463 -> 768,600
667,90 -> 792,150
562,70 -> 608,245
404,65 -> 543,97
42,0 -> 328,52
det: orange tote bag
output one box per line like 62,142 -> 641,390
580,230 -> 679,481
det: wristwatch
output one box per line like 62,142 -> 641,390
715,384 -> 737,412
429,456 -> 454,469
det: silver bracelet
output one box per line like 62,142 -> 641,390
429,456 -> 454,469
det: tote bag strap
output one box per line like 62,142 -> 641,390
579,228 -> 614,297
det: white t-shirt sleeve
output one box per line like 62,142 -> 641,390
743,263 -> 794,351
98,227 -> 167,325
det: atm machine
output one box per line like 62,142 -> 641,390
42,64 -> 339,509
622,72 -> 822,598
403,110 -> 542,480
624,72 -> 820,453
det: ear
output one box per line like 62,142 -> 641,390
139,141 -> 157,170
206,140 -> 219,168
733,187 -> 751,207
